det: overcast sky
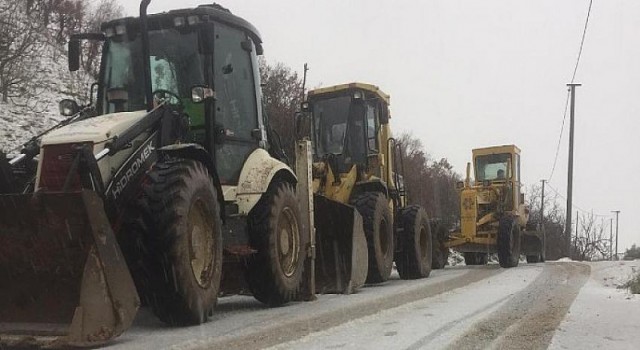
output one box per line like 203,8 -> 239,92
122,0 -> 639,251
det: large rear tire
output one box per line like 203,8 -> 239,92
498,216 -> 521,268
396,206 -> 432,279
464,252 -> 488,265
246,182 -> 306,306
143,159 -> 223,325
431,223 -> 449,269
353,192 -> 394,284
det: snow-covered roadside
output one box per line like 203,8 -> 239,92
549,260 -> 640,350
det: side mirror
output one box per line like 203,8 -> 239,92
191,85 -> 215,104
295,111 -> 311,140
68,39 -> 80,72
300,101 -> 310,112
59,99 -> 79,116
379,106 -> 390,125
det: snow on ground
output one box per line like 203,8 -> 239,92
549,260 -> 640,350
268,264 -> 543,350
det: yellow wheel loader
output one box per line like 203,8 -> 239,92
0,2 -> 315,347
444,145 -> 545,267
298,83 -> 433,287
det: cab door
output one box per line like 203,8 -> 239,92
212,23 -> 260,185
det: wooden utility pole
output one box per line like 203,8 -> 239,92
612,210 -> 620,260
565,83 -> 581,257
540,180 -> 546,226
609,217 -> 613,260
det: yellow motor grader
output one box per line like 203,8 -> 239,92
445,145 -> 545,267
298,83 -> 433,286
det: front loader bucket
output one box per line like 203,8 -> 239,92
314,195 -> 368,294
0,190 -> 139,348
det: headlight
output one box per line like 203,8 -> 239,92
187,15 -> 200,25
174,16 -> 186,27
115,24 -> 127,35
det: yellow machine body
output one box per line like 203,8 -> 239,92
445,145 -> 541,254
306,82 -> 408,293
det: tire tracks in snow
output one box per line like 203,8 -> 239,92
180,267 -> 504,350
444,262 -> 590,350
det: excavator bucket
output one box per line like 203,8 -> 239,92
314,195 -> 368,294
0,190 -> 139,348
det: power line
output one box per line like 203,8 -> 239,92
571,0 -> 594,84
547,89 -> 570,182
545,181 -> 611,218
548,0 -> 594,181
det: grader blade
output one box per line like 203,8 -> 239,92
314,195 -> 368,294
0,190 -> 139,348
521,230 -> 545,256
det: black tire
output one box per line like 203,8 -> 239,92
119,213 -> 152,307
143,159 -> 223,325
246,182 -> 307,306
526,254 -> 540,263
353,192 -> 394,283
396,206 -> 432,279
497,216 -> 521,268
431,224 -> 449,269
464,252 -> 488,265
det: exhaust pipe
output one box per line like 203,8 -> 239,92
140,0 -> 153,112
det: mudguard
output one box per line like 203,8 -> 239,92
235,148 -> 297,215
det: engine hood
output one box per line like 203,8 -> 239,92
41,111 -> 148,146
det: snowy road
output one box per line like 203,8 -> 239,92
270,262 -> 587,350
103,261 -> 639,350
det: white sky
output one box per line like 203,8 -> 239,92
122,0 -> 640,251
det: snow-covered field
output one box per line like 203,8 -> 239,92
550,260 -> 640,350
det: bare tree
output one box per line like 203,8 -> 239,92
526,183 -> 567,260
258,57 -> 303,161
572,212 -> 610,261
398,132 -> 460,225
0,1 -> 46,103
82,0 -> 123,78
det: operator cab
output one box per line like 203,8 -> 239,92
306,83 -> 390,175
68,4 -> 268,185
472,145 -> 523,209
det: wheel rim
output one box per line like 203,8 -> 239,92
188,198 -> 214,288
277,206 -> 300,278
379,218 -> 390,256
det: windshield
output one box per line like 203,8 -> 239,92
312,95 -> 351,156
101,28 -> 205,114
475,153 -> 511,181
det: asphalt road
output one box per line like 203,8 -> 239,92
102,262 -> 597,350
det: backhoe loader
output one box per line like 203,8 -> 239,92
0,2 -> 317,347
444,145 -> 545,267
298,83 -> 433,286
